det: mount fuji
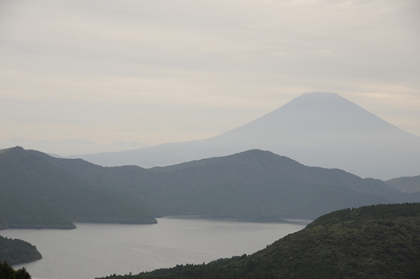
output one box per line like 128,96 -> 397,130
74,92 -> 420,179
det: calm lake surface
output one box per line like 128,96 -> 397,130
1,218 -> 309,279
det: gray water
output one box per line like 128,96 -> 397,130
0,218 -> 308,279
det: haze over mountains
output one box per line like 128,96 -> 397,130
0,138 -> 149,156
74,92 -> 420,180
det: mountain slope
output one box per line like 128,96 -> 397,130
0,147 -> 157,229
149,149 -> 404,201
385,175 -> 420,193
98,203 -> 420,279
45,148 -> 420,220
74,92 -> 420,180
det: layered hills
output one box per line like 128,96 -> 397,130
3,146 -> 419,229
97,203 -> 420,279
74,92 -> 420,180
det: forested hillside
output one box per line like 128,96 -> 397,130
97,203 -> 420,279
45,148 -> 419,220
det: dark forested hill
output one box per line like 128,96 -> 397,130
0,147 -> 156,229
0,236 -> 42,265
97,203 -> 420,279
43,148 -> 420,220
385,175 -> 420,193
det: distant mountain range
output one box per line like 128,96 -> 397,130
0,138 -> 150,156
72,92 -> 420,180
386,175 -> 420,193
100,203 -> 420,279
2,146 -> 420,229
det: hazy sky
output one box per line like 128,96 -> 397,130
1,0 -> 419,145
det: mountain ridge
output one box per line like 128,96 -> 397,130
3,146 -> 420,226
42,147 -> 420,220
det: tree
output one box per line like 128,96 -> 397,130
15,267 -> 31,279
0,261 -> 31,279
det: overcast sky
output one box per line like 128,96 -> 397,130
1,0 -> 419,145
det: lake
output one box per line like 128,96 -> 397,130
0,218 -> 309,279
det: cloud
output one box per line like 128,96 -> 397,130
0,0 -> 419,144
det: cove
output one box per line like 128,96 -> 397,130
1,218 -> 308,279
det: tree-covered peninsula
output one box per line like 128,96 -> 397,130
0,236 -> 42,265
